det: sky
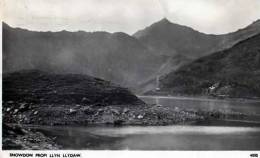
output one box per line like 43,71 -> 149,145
1,0 -> 260,34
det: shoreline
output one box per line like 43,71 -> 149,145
138,95 -> 260,103
4,116 -> 260,150
2,96 -> 256,150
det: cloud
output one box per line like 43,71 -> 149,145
161,0 -> 260,34
2,0 -> 260,34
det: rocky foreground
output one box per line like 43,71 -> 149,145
2,70 -> 245,149
2,123 -> 60,150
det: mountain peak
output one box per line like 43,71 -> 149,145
2,22 -> 11,29
133,18 -> 221,57
158,18 -> 171,24
251,19 -> 260,26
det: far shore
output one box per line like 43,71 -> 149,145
138,95 -> 260,102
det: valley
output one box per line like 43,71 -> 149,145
2,18 -> 260,150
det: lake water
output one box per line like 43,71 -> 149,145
36,124 -> 260,150
35,96 -> 260,150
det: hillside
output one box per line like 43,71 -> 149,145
3,70 -> 207,127
159,34 -> 260,98
135,19 -> 260,93
3,70 -> 143,105
2,70 -> 146,125
2,23 -> 165,89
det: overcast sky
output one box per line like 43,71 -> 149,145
1,0 -> 260,34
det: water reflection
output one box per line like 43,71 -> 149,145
36,125 -> 260,150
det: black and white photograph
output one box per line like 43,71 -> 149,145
1,0 -> 260,153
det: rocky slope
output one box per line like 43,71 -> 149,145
2,123 -> 61,150
159,34 -> 260,98
3,70 -> 145,125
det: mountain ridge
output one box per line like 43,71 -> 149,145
3,18 -> 260,93
158,33 -> 260,98
3,22 -> 166,90
133,18 -> 260,59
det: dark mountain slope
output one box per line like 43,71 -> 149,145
159,34 -> 260,98
135,19 -> 260,94
215,19 -> 260,52
2,23 -> 165,89
138,54 -> 191,93
3,70 -> 143,105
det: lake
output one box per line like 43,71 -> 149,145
35,124 -> 260,150
35,96 -> 260,150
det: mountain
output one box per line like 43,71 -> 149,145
3,19 -> 260,93
134,18 -> 260,93
2,23 -> 166,90
3,70 -> 144,105
134,18 -> 260,59
158,33 -> 260,98
134,18 -> 222,58
213,19 -> 260,53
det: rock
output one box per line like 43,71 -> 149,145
13,109 -> 19,114
131,114 -> 136,118
97,108 -> 104,115
93,103 -> 107,107
11,125 -> 26,135
33,111 -> 38,115
137,115 -> 144,119
123,108 -> 129,113
156,104 -> 162,107
6,108 -> 11,112
111,109 -> 120,115
19,103 -> 27,109
2,139 -> 23,150
19,103 -> 29,112
69,109 -> 77,114
18,114 -> 23,119
83,107 -> 95,115
81,97 -> 90,103
174,107 -> 180,110
98,108 -> 104,112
